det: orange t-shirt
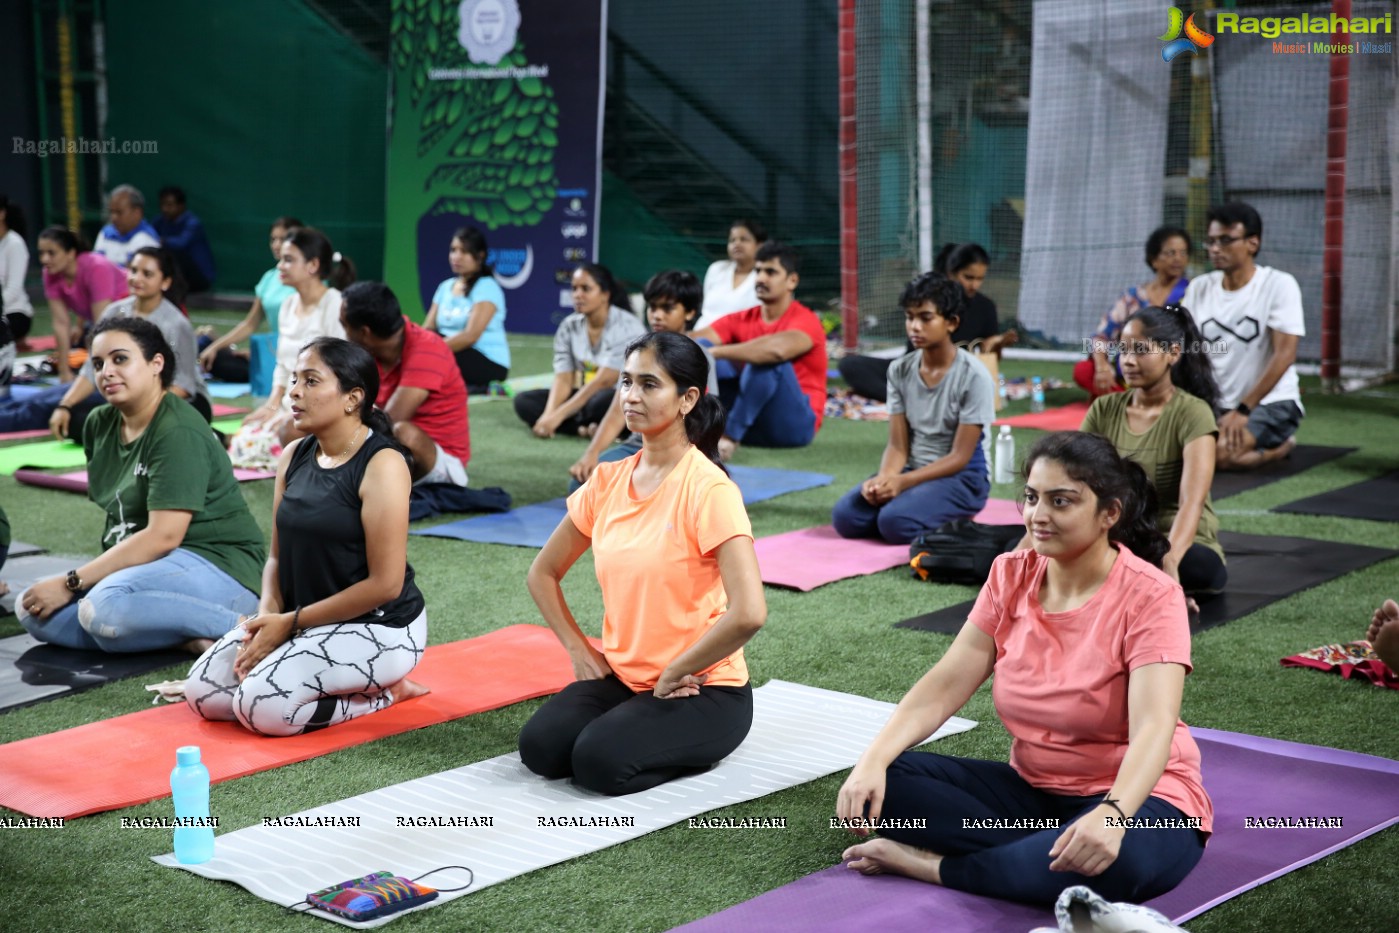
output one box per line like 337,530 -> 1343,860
967,545 -> 1214,834
566,446 -> 754,692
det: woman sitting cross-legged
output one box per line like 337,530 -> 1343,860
17,317 -> 264,653
837,431 -> 1211,906
186,337 -> 429,736
519,331 -> 766,795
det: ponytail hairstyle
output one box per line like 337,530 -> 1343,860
129,245 -> 189,309
1022,431 -> 1169,568
624,331 -> 727,474
451,226 -> 494,292
300,336 -> 413,472
38,225 -> 87,255
577,261 -> 630,312
0,194 -> 28,241
92,315 -> 177,389
1125,304 -> 1220,412
286,227 -> 356,290
934,242 -> 991,277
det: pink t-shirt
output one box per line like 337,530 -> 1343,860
42,251 -> 129,321
967,545 -> 1213,833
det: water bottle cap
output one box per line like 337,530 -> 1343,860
999,425 -> 1011,436
176,746 -> 202,765
1032,376 -> 1041,383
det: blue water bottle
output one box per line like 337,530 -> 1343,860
171,745 -> 215,864
1030,376 -> 1045,413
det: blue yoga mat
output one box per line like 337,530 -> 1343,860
411,466 -> 833,548
206,381 -> 252,398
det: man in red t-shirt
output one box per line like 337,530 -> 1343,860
340,282 -> 470,486
693,242 -> 827,461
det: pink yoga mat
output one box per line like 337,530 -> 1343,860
994,399 -> 1091,431
756,501 -> 1024,591
15,467 -> 275,493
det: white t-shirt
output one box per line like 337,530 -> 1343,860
1183,266 -> 1304,411
0,230 -> 32,317
272,288 -> 345,410
696,259 -> 758,329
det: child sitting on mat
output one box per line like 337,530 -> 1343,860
831,271 -> 994,544
837,431 -> 1211,906
186,337 -> 429,735
519,331 -> 765,795
17,317 -> 265,654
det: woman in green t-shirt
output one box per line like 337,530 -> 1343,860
17,317 -> 265,653
1080,304 -> 1226,602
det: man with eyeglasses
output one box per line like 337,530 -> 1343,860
1182,201 -> 1304,471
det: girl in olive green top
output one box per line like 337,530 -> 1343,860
17,316 -> 265,653
1081,304 -> 1226,599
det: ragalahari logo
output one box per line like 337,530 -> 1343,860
1160,8 -> 1215,62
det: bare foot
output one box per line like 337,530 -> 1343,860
842,838 -> 943,884
717,436 -> 739,462
578,423 -> 597,439
0,581 -> 9,597
1261,436 -> 1297,464
182,637 -> 215,656
389,678 -> 431,703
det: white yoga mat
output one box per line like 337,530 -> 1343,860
154,680 -> 977,927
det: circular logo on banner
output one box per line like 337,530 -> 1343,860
458,0 -> 521,65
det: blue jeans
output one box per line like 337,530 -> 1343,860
566,435 -> 642,493
875,752 -> 1206,905
18,548 -> 257,652
831,447 -> 990,544
0,384 -> 101,433
713,357 -> 816,447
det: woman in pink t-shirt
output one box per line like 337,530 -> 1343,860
837,431 -> 1211,905
38,226 -> 129,382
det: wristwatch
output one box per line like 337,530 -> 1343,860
65,569 -> 84,593
1234,403 -> 1251,417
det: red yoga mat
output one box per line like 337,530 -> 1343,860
0,624 -> 587,819
994,399 -> 1092,431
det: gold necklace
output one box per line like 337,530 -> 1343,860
324,425 -> 364,465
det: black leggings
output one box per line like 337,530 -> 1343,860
6,311 -> 32,343
453,346 -> 508,393
518,676 -> 753,796
1179,543 -> 1227,596
837,354 -> 893,402
513,387 -> 615,436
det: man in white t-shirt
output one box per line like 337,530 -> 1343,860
1182,201 -> 1304,471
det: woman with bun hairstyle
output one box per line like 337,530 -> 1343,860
519,330 -> 766,795
838,431 -> 1210,906
187,336 -> 428,736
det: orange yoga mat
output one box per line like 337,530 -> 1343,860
993,399 -> 1092,432
0,624 -> 585,819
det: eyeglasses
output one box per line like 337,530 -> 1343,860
1204,234 -> 1248,248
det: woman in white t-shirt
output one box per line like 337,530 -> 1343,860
423,226 -> 511,392
696,218 -> 767,330
0,195 -> 33,344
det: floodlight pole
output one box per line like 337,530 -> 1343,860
838,0 -> 858,350
1321,0 -> 1350,391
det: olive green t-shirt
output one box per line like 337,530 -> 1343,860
1081,389 -> 1223,561
82,393 -> 266,593
0,504 -> 9,550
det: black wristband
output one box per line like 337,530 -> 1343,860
56,404 -> 73,413
1100,796 -> 1130,822
1234,402 -> 1251,417
292,606 -> 303,635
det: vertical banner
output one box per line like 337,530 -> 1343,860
385,0 -> 608,332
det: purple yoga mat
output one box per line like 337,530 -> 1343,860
16,467 -> 275,493
672,729 -> 1399,931
756,500 -> 1025,591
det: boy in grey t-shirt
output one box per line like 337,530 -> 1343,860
832,272 -> 994,544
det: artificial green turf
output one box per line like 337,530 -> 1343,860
1,327 -> 1396,932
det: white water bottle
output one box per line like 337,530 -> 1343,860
994,425 -> 1016,485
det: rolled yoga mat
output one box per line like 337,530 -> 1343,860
152,680 -> 978,928
412,466 -> 836,549
0,625 -> 591,819
1273,468 -> 1399,523
1210,445 -> 1356,501
670,728 -> 1399,932
894,531 -> 1399,635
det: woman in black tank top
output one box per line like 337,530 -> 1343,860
187,337 -> 430,735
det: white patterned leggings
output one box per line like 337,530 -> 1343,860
185,611 -> 427,737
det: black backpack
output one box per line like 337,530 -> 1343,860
909,520 -> 1022,585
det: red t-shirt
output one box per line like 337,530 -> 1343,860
376,319 -> 470,462
710,300 -> 828,432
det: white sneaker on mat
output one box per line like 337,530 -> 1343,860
1027,885 -> 1188,933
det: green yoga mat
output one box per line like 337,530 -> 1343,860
0,418 -> 244,476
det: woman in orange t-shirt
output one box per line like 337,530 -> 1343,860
836,431 -> 1211,905
519,331 -> 766,795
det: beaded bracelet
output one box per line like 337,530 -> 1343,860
292,606 -> 303,635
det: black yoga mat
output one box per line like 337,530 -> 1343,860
0,633 -> 191,712
895,531 -> 1398,636
6,541 -> 46,559
1272,469 -> 1399,523
1209,445 -> 1356,501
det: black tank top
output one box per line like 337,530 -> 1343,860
277,430 -> 424,628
